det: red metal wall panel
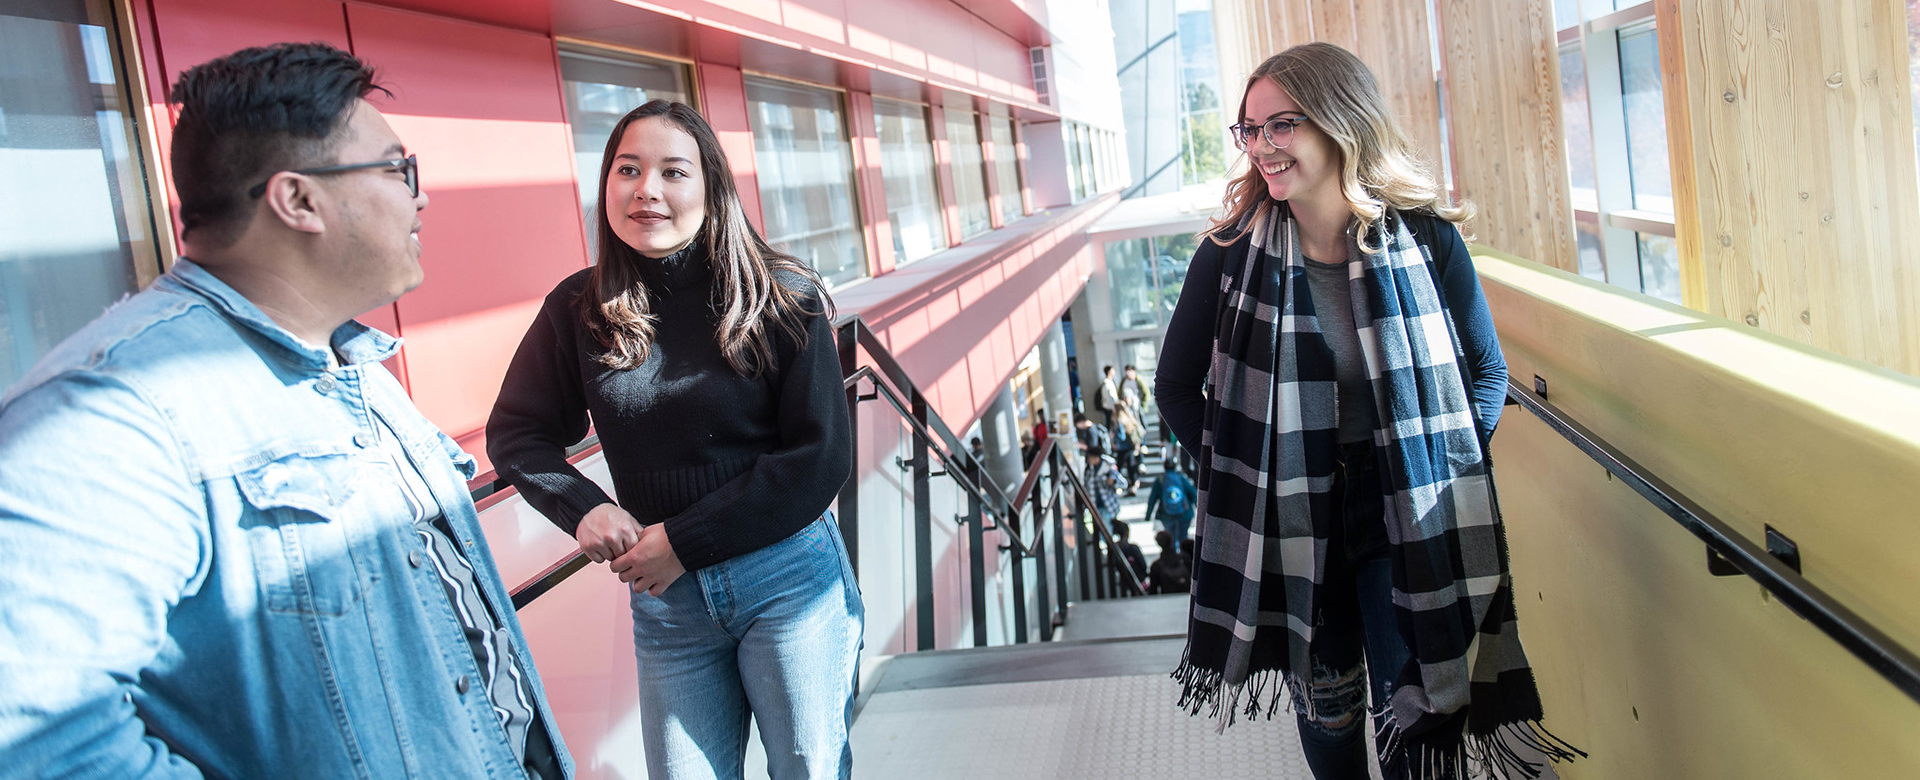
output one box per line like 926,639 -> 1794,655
136,0 -> 422,384
844,90 -> 892,275
927,103 -> 962,248
694,63 -> 763,231
344,2 -> 589,459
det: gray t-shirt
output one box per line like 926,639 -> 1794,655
1303,255 -> 1377,443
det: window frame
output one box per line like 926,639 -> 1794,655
740,71 -> 873,287
554,41 -> 696,256
870,94 -> 948,266
1557,0 -> 1678,299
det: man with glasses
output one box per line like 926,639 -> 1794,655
0,43 -> 569,778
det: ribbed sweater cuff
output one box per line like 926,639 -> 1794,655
534,475 -> 614,537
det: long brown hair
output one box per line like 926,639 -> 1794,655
581,100 -> 830,375
1205,42 -> 1473,251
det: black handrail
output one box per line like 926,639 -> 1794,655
1506,379 -> 1920,705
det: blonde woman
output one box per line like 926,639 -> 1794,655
1155,43 -> 1579,779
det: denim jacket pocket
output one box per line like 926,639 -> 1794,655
237,453 -> 367,616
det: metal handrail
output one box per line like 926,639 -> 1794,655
1048,443 -> 1150,597
1506,379 -> 1920,705
842,365 -> 1020,546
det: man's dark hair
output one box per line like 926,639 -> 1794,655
1102,365 -> 1114,376
168,42 -> 386,247
1123,364 -> 1136,372
1074,412 -> 1089,424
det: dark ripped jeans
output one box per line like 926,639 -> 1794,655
1296,441 -> 1415,780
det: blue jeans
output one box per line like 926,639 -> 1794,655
1296,443 -> 1415,780
1160,512 -> 1193,554
631,516 -> 864,780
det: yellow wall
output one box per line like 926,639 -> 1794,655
1477,246 -> 1920,777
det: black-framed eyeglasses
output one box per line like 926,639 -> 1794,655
247,155 -> 418,199
1228,117 -> 1309,152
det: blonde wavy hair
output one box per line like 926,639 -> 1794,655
1205,42 -> 1472,252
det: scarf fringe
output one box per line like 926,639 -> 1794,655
1375,707 -> 1587,780
1171,662 -> 1309,731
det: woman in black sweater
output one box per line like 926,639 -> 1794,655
487,100 -> 859,779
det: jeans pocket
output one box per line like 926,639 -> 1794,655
236,453 -> 367,616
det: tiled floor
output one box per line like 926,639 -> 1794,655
852,671 -> 1316,780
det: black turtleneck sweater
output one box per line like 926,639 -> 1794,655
485,242 -> 852,570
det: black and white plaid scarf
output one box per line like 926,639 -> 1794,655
1173,203 -> 1581,778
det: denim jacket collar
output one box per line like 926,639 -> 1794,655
167,257 -> 402,370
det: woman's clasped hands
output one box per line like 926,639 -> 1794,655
576,503 -> 687,596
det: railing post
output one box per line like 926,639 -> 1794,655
1030,482 -> 1052,641
1076,496 -> 1094,601
1094,527 -> 1110,600
836,324 -> 860,575
1009,532 -> 1029,643
911,394 -> 935,652
967,461 -> 988,648
1049,454 -> 1069,626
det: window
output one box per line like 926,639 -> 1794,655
1559,48 -> 1597,209
1555,1 -> 1679,302
944,104 -> 991,239
990,115 -> 1023,223
872,97 -> 944,264
1178,6 -> 1228,184
1106,238 -> 1155,330
745,77 -> 868,287
1077,125 -> 1097,196
1104,232 -> 1196,331
0,0 -> 162,394
1618,25 -> 1671,214
558,47 -> 691,251
1066,122 -> 1086,202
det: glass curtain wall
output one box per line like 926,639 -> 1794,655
990,116 -> 1022,224
745,77 -> 868,286
558,47 -> 691,256
872,97 -> 944,264
0,0 -> 161,394
944,106 -> 991,239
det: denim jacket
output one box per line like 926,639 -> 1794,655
0,260 -> 572,779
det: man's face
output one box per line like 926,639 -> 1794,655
326,100 -> 429,310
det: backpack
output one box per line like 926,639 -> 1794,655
1158,476 -> 1190,517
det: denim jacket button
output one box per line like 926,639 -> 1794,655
353,432 -> 375,448
314,375 -> 336,394
455,675 -> 471,695
408,550 -> 423,568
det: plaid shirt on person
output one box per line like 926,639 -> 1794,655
1087,459 -> 1123,523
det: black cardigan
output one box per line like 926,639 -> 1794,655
1154,212 -> 1508,459
485,244 -> 852,571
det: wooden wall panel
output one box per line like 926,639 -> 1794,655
1432,0 -> 1576,270
1209,0 -> 1449,200
1660,0 -> 1920,376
